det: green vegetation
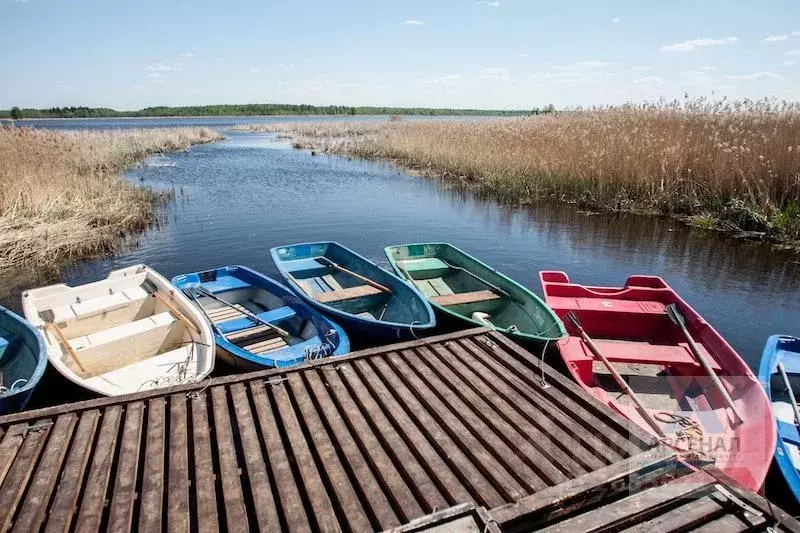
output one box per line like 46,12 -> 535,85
0,103 -> 529,119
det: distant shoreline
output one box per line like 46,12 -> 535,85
5,113 -> 512,121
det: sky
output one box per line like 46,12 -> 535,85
1,0 -> 798,110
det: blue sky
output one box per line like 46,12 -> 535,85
1,0 -> 798,109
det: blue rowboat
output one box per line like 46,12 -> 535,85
758,334 -> 800,504
270,242 -> 436,341
0,305 -> 46,414
172,265 -> 349,371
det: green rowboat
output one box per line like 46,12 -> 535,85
384,243 -> 566,343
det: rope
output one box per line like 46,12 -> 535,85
409,321 -> 420,340
0,378 -> 28,394
538,338 -> 551,388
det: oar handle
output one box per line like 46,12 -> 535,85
45,322 -> 88,375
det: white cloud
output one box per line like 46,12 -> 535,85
660,36 -> 738,52
699,66 -> 717,71
480,0 -> 500,6
786,50 -> 800,56
763,34 -> 789,42
146,73 -> 162,78
404,19 -> 423,25
479,67 -> 512,81
248,67 -> 260,73
723,71 -> 785,81
554,60 -> 614,71
793,31 -> 800,36
631,66 -> 651,72
131,84 -> 148,91
612,17 -> 620,23
633,75 -> 666,84
180,52 -> 194,57
785,60 -> 797,65
516,53 -> 528,58
146,62 -> 183,72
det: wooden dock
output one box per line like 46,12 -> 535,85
0,327 -> 794,532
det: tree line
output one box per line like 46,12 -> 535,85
1,103 -> 541,119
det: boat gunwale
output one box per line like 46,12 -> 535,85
171,264 -> 351,367
0,304 -> 47,400
270,241 -> 437,330
384,242 -> 567,342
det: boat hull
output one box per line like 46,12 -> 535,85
0,306 -> 46,414
385,242 -> 566,345
172,265 -> 350,369
758,335 -> 800,504
540,270 -> 776,491
22,265 -> 215,397
271,242 -> 436,342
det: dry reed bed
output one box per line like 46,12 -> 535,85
241,103 -> 800,242
0,126 -> 222,270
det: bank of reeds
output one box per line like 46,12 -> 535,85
240,100 -> 800,244
0,126 -> 222,270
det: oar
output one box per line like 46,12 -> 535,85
317,256 -> 392,293
142,280 -> 200,335
38,310 -> 88,375
777,362 -> 800,428
666,304 -> 744,425
193,286 -> 290,338
565,311 -> 666,438
183,288 -> 226,337
439,258 -> 524,305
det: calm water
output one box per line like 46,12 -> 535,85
3,118 -> 800,372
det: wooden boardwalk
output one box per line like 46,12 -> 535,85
0,326 -> 755,532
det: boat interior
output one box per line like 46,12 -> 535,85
188,270 -> 331,357
769,338 -> 800,469
282,256 -> 422,324
0,319 -> 38,396
396,254 -> 544,334
29,275 -> 202,390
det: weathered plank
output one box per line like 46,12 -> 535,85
287,373 -> 373,531
210,386 -> 250,532
272,382 -> 342,533
43,410 -> 100,533
0,419 -> 52,531
12,414 -> 77,533
167,395 -> 190,533
305,370 -> 401,529
74,405 -> 123,533
0,423 -> 28,489
189,392 -> 219,533
107,403 -> 144,533
249,381 -> 310,533
230,382 -> 281,531
322,368 -> 427,521
138,398 -> 166,533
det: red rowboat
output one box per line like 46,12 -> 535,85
540,271 -> 776,491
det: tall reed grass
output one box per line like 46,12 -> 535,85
0,126 -> 221,270
242,100 -> 800,242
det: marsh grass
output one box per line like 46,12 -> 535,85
241,100 -> 800,243
0,126 -> 222,270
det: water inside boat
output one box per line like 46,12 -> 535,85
189,271 -> 335,357
769,338 -> 800,472
0,318 -> 39,397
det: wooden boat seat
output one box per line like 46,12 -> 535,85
83,344 -> 196,392
399,258 -> 449,273
217,306 -> 296,335
562,337 -> 722,371
65,311 -> 181,377
198,277 -> 251,294
432,290 -> 500,307
778,420 -> 800,447
315,285 -> 382,304
0,336 -> 9,359
549,296 -> 666,315
49,286 -> 149,324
